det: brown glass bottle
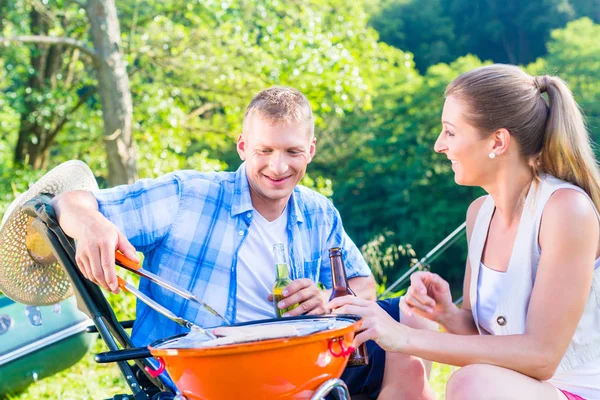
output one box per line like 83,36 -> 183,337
328,247 -> 369,367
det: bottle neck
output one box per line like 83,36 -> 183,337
275,263 -> 290,280
273,244 -> 290,281
330,255 -> 350,289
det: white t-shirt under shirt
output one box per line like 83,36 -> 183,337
235,208 -> 288,323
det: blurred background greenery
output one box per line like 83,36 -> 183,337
1,0 -> 599,398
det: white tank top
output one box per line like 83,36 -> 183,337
470,175 -> 600,399
476,263 -> 507,335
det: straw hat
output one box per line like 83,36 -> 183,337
0,160 -> 98,305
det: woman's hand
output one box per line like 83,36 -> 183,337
402,271 -> 456,324
328,296 -> 409,353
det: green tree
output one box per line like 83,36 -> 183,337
370,0 -> 459,73
118,0 -> 391,179
0,0 -> 95,170
527,18 -> 600,145
571,0 -> 600,23
370,0 -> 594,71
0,0 -> 136,185
330,55 -> 488,286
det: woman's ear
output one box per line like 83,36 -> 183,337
490,128 -> 511,156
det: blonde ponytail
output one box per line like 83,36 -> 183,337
539,76 -> 600,211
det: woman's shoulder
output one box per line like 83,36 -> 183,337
467,195 -> 489,220
544,187 -> 598,223
539,187 -> 599,252
466,195 -> 489,242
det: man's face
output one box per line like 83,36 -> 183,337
237,114 -> 316,210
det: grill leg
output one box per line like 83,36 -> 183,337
310,378 -> 350,400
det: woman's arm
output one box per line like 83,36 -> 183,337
401,189 -> 598,380
332,189 -> 597,381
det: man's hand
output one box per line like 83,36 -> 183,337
52,191 -> 139,293
74,212 -> 139,293
267,278 -> 328,316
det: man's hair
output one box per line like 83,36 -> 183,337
243,86 -> 314,137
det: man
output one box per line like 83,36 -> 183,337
52,86 -> 433,399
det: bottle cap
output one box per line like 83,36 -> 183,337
328,247 -> 342,257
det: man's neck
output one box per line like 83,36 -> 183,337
251,195 -> 290,222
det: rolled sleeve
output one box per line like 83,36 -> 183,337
93,173 -> 182,252
319,205 -> 372,288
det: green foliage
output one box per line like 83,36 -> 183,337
1,3 -> 599,397
327,55 -> 486,288
370,0 -> 598,71
360,231 -> 417,295
370,0 -> 459,72
528,18 -> 600,142
300,173 -> 333,198
121,0 -> 386,178
1,0 -> 98,168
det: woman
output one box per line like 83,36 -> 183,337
330,64 -> 600,400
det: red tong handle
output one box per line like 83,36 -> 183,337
115,251 -> 141,270
328,338 -> 356,357
116,276 -> 128,292
144,357 -> 166,378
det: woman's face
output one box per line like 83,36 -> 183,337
434,96 -> 494,186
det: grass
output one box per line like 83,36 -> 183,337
6,289 -> 137,400
429,362 -> 454,399
8,338 -> 130,400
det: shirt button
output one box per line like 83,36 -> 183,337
247,212 -> 252,218
238,230 -> 245,236
496,316 -> 507,326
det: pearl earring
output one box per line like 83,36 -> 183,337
489,152 -> 496,159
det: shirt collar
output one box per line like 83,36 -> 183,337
287,189 -> 304,225
231,163 -> 254,217
230,162 -> 304,225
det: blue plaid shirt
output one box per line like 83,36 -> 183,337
94,163 -> 371,347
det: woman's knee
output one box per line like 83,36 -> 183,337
380,353 -> 434,400
385,352 -> 428,384
446,364 -> 498,400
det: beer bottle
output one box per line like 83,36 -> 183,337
272,243 -> 299,317
329,247 -> 369,366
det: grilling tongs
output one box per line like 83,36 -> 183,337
115,275 -> 217,339
114,251 -> 229,337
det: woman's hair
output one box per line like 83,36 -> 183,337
446,64 -> 600,211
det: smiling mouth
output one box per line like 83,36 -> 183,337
264,175 -> 291,183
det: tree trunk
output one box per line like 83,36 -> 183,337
14,8 -> 48,168
85,0 -> 137,186
13,7 -> 53,169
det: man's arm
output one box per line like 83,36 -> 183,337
51,191 -> 138,292
348,275 -> 377,301
52,191 -> 101,238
